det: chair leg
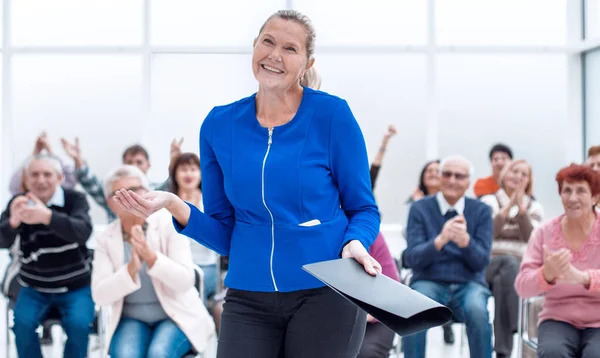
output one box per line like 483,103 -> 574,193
6,300 -> 11,358
459,324 -> 466,355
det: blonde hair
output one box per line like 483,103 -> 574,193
300,66 -> 321,90
499,159 -> 533,196
258,10 -> 316,59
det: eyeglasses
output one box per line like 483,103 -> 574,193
441,171 -> 469,180
109,186 -> 146,198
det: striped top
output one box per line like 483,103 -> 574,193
0,187 -> 93,292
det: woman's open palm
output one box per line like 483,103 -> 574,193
113,190 -> 173,219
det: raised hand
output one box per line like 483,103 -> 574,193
170,138 -> 184,160
385,125 -> 397,138
60,137 -> 84,168
33,132 -> 53,155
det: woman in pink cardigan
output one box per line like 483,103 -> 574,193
515,164 -> 600,358
91,165 -> 215,357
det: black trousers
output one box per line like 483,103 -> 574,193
537,320 -> 600,358
358,322 -> 395,358
485,254 -> 520,356
217,287 -> 367,358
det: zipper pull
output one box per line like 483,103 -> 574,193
268,128 -> 273,146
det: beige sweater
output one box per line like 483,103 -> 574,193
480,189 -> 544,259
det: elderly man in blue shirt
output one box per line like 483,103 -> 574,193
403,155 -> 493,358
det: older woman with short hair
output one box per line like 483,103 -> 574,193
91,165 -> 214,358
515,164 -> 600,358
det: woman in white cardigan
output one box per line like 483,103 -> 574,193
91,165 -> 215,357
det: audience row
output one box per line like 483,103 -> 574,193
0,128 -> 599,358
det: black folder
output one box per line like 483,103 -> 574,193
303,258 -> 452,336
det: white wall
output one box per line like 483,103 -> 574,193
0,0 -> 581,226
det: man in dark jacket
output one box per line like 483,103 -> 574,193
0,154 -> 94,358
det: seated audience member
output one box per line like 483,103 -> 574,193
402,159 -> 456,344
169,152 -> 219,303
10,132 -> 77,195
474,143 -> 513,197
0,154 -> 95,358
370,125 -> 397,190
60,138 -> 178,221
8,131 -> 76,344
403,155 -> 493,358
358,233 -> 400,358
588,145 -> 600,172
403,160 -> 441,230
480,159 -> 543,358
407,160 -> 441,205
515,164 -> 600,358
92,165 -> 215,358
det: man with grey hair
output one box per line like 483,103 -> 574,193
0,154 -> 95,358
403,155 -> 493,358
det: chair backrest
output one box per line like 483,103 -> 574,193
2,238 -> 23,304
527,296 -> 544,340
193,265 -> 204,299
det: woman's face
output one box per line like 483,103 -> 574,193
423,162 -> 440,190
252,17 -> 312,92
560,181 -> 598,219
176,163 -> 201,191
504,162 -> 530,192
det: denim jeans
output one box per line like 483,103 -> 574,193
109,317 -> 191,358
403,280 -> 492,358
199,263 -> 218,303
13,285 -> 95,358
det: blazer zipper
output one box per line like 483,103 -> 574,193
261,127 -> 278,291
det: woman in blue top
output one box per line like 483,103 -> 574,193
114,9 -> 381,357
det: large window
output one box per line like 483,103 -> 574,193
584,50 -> 600,151
0,1 -> 581,226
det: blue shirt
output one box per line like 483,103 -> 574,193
174,88 -> 380,292
404,194 -> 492,286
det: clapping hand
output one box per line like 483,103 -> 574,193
448,215 -> 470,248
130,224 -> 157,267
542,246 -> 571,283
8,196 -> 29,228
411,187 -> 425,202
17,193 -> 52,226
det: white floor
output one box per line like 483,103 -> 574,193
0,249 -> 518,358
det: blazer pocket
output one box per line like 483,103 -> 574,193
298,219 -> 321,227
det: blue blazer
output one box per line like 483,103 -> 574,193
174,88 -> 380,292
